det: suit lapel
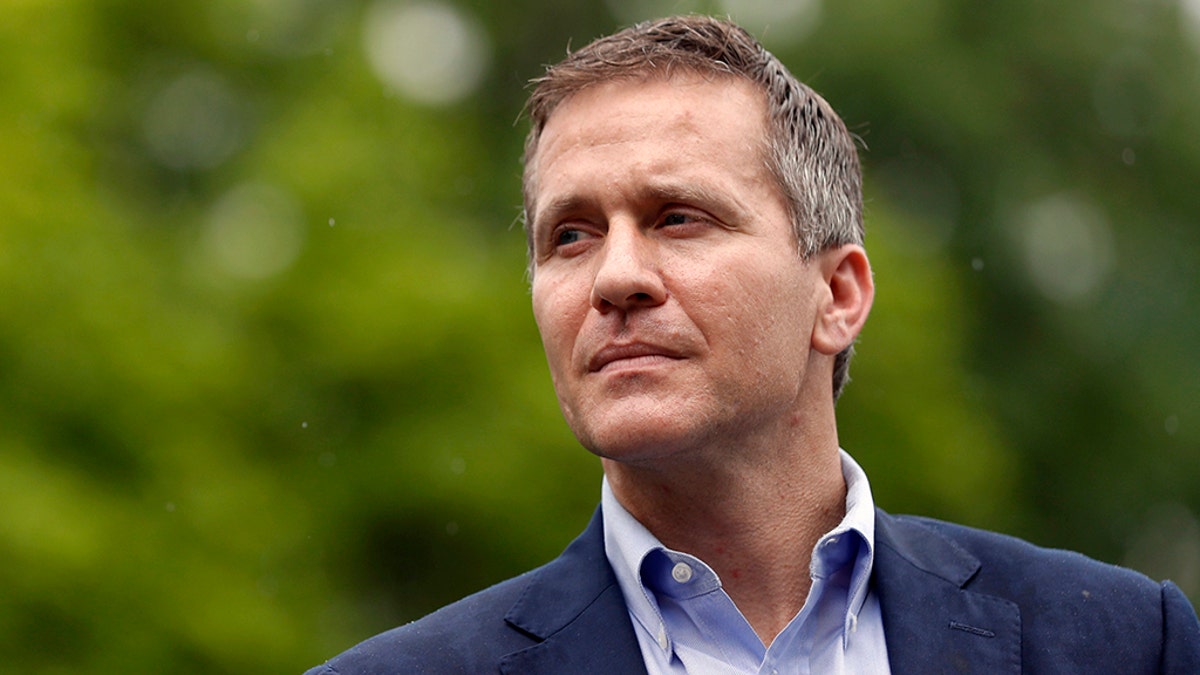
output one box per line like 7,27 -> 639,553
874,511 -> 1021,675
499,509 -> 648,675
495,507 -> 1024,674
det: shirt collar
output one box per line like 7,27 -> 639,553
602,476 -> 674,651
814,449 -> 877,647
601,449 -> 879,653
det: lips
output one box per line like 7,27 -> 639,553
587,342 -> 685,373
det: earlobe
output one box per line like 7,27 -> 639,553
812,245 -> 874,356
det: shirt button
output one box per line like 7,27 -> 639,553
657,625 -> 669,651
671,562 -> 693,584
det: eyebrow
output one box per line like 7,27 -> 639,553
640,180 -> 750,225
531,195 -> 596,237
642,181 -> 728,212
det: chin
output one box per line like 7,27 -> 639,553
561,393 -> 714,461
574,420 -> 700,465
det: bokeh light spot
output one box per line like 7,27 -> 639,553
362,1 -> 490,106
142,68 -> 248,171
1016,193 -> 1115,305
204,184 -> 306,280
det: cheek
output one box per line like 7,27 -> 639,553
714,265 -> 814,362
702,261 -> 801,321
531,278 -> 581,371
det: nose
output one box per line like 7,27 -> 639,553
589,225 -> 667,313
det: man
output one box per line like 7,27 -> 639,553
307,15 -> 1200,674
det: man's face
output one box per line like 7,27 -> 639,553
528,75 -> 830,464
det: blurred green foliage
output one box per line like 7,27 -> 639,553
3,0 -> 1199,672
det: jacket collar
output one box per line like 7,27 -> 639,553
873,510 -> 1021,675
499,508 -> 649,675
495,507 -> 1024,674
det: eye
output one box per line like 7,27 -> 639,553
545,224 -> 597,257
657,209 -> 711,231
555,228 -> 585,246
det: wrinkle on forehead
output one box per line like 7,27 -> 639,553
548,74 -> 761,139
528,74 -> 776,241
530,73 -> 767,172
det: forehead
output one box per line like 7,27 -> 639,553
528,74 -> 772,220
537,72 -> 766,151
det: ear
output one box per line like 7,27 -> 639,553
811,244 -> 874,356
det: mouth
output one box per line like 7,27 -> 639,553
588,342 -> 685,373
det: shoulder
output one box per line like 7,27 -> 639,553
305,569 -> 540,675
877,511 -> 1200,671
886,512 -> 1159,599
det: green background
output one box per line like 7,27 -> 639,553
3,0 -> 1199,671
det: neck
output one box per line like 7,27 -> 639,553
602,427 -> 847,645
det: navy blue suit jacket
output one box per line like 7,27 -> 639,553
307,509 -> 1200,674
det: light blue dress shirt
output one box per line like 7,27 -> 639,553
601,450 -> 892,674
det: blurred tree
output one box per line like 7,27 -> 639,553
1,0 -> 1198,672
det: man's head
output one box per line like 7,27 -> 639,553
523,15 -> 865,400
